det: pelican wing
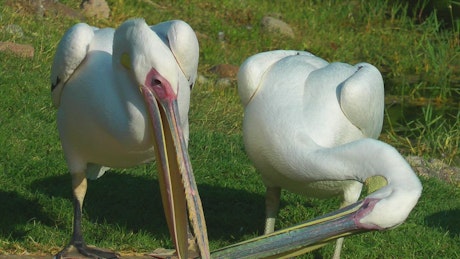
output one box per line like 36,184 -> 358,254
151,20 -> 199,88
339,63 -> 384,138
50,23 -> 97,108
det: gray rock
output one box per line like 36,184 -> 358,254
261,16 -> 295,38
80,0 -> 110,19
196,74 -> 209,86
36,0 -> 45,17
216,78 -> 233,88
196,74 -> 235,89
4,24 -> 24,38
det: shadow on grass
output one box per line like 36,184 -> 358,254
28,171 -> 265,243
425,209 -> 460,238
0,190 -> 54,239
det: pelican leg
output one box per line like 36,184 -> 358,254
332,186 -> 361,259
55,172 -> 120,259
332,201 -> 346,259
264,187 -> 281,234
332,237 -> 344,259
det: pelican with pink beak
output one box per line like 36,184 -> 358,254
51,18 -> 209,259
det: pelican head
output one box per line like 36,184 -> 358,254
210,147 -> 422,259
113,19 -> 209,258
114,19 -> 180,94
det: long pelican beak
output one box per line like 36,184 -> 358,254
141,71 -> 210,259
210,198 -> 381,259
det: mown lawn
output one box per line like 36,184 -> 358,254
0,0 -> 459,258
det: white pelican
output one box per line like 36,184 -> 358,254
237,50 -> 422,258
51,19 -> 209,259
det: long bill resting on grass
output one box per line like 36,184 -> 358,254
204,150 -> 423,258
209,186 -> 419,259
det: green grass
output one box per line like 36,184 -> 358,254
0,0 -> 459,257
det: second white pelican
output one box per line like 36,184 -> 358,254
238,50 -> 422,258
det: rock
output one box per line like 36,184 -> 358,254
196,74 -> 235,88
216,78 -> 233,88
207,64 -> 239,88
209,64 -> 239,79
196,74 -> 209,86
261,16 -> 295,38
80,0 -> 110,19
4,24 -> 24,38
36,0 -> 45,17
0,41 -> 34,58
218,31 -> 225,42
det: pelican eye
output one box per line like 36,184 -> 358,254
121,53 -> 131,70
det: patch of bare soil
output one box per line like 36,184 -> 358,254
406,155 -> 460,187
5,0 -> 84,19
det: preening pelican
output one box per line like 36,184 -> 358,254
51,19 -> 209,259
237,50 -> 422,258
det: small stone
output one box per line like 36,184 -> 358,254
216,78 -> 233,88
0,41 -> 34,58
4,24 -> 24,38
80,0 -> 110,19
196,74 -> 209,86
218,31 -> 225,42
260,16 -> 295,38
36,0 -> 45,17
209,64 -> 239,79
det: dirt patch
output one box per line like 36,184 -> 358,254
0,256 -> 154,259
407,155 -> 460,187
5,0 -> 84,19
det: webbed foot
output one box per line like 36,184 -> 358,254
54,242 -> 120,259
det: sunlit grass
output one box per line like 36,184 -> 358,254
0,0 -> 459,257
386,104 -> 460,164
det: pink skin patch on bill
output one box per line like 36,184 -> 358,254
145,68 -> 176,102
354,198 -> 384,230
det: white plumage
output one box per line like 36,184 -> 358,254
238,50 -> 422,257
51,19 -> 208,259
52,19 -> 197,176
